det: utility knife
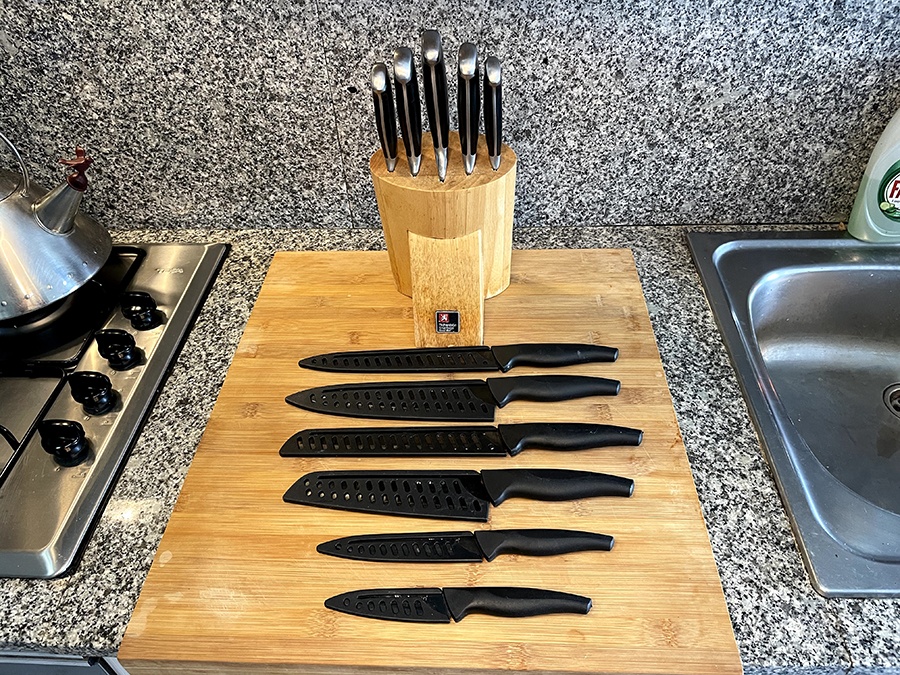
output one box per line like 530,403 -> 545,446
421,30 -> 450,180
392,47 -> 422,176
457,42 -> 480,175
370,63 -> 398,171
483,55 -> 502,171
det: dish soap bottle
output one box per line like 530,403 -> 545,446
848,108 -> 900,242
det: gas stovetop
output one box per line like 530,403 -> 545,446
0,242 -> 227,578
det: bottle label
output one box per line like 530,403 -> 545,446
878,159 -> 900,221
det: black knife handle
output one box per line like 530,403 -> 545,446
486,375 -> 620,407
422,31 -> 449,151
371,63 -> 398,169
480,468 -> 634,505
497,423 -> 643,456
474,529 -> 614,561
457,42 -> 480,160
490,343 -> 619,372
392,47 -> 422,160
483,56 -> 502,168
443,587 -> 591,621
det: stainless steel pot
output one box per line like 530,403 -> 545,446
0,131 -> 112,322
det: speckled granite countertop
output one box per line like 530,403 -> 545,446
0,225 -> 897,674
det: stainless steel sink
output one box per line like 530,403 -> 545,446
688,231 -> 900,597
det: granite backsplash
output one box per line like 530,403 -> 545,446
0,0 -> 898,231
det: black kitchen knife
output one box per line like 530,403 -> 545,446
325,586 -> 591,623
421,30 -> 450,181
318,528 -> 615,563
370,63 -> 398,172
483,55 -> 502,171
285,375 -> 620,422
392,47 -> 422,176
283,468 -> 634,521
280,422 -> 643,457
457,42 -> 480,175
299,343 -> 618,373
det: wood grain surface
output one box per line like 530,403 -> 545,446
118,250 -> 741,675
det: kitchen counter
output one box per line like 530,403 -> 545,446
0,224 -> 897,673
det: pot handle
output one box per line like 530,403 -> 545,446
0,130 -> 30,196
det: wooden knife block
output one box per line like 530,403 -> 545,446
370,131 -> 517,347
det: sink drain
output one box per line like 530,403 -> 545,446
885,385 -> 900,419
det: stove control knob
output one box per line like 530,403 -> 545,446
121,291 -> 164,331
95,328 -> 143,371
69,371 -> 117,415
39,419 -> 90,467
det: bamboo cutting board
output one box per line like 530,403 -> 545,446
119,250 -> 741,675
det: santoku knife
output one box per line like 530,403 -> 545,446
285,374 -> 620,422
457,42 -> 480,175
421,30 -> 450,181
283,468 -> 634,521
317,528 -> 615,563
370,63 -> 398,172
280,422 -> 643,457
299,343 -> 618,373
392,47 -> 422,176
483,55 -> 502,171
325,586 -> 592,623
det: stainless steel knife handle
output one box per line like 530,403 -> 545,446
497,423 -> 643,456
371,63 -> 398,172
480,468 -> 634,505
483,56 -> 502,171
421,30 -> 449,181
392,47 -> 422,176
457,42 -> 480,175
443,587 -> 592,621
474,529 -> 614,561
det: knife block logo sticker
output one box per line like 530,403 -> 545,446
435,310 -> 460,333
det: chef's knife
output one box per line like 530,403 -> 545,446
283,468 -> 634,521
285,375 -> 620,422
299,343 -> 618,373
325,586 -> 591,623
280,422 -> 643,457
318,528 -> 615,562
392,47 -> 422,176
483,55 -> 502,171
457,42 -> 480,175
370,63 -> 398,172
421,30 -> 450,181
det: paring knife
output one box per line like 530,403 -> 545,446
370,63 -> 398,172
325,586 -> 591,623
299,343 -> 618,373
279,422 -> 643,457
483,55 -> 502,171
421,30 -> 450,181
392,47 -> 422,176
285,375 -> 620,422
317,528 -> 615,563
283,468 -> 634,521
457,42 -> 480,175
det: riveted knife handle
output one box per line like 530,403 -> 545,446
443,587 -> 591,621
498,423 -> 643,456
480,468 -> 634,505
474,529 -> 614,561
486,375 -> 620,407
491,343 -> 618,372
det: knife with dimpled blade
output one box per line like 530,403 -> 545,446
422,30 -> 450,181
370,63 -> 398,172
325,586 -> 591,623
279,422 -> 643,457
299,343 -> 618,373
483,55 -> 502,171
317,528 -> 614,563
392,47 -> 422,176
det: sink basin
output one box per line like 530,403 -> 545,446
688,231 -> 900,597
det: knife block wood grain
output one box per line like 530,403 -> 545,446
119,250 -> 742,675
371,130 -> 516,300
409,229 -> 484,346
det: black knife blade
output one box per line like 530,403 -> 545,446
421,30 -> 449,181
280,422 -> 643,457
457,42 -> 480,175
285,375 -> 620,422
283,468 -> 634,522
317,528 -> 615,563
370,63 -> 398,172
483,55 -> 502,171
392,47 -> 422,176
325,586 -> 592,623
299,343 -> 619,373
